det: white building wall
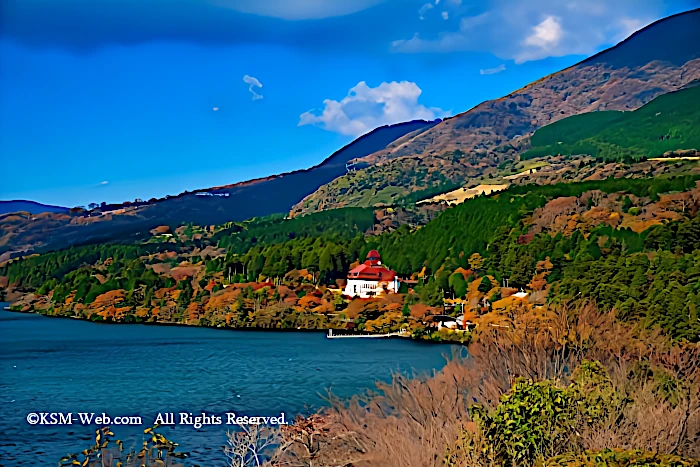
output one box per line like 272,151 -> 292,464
344,276 -> 399,298
390,276 -> 399,294
343,279 -> 383,298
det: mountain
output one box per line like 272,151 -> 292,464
141,119 -> 438,226
0,200 -> 69,215
0,120 -> 437,260
292,8 -> 700,215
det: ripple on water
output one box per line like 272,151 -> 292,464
0,306 -> 454,464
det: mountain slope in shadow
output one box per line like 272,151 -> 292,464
147,119 -> 439,226
0,119 -> 438,259
0,201 -> 69,215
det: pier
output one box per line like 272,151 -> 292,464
326,328 -> 409,339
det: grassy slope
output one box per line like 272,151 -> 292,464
523,85 -> 700,160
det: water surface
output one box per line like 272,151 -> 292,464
0,305 -> 454,465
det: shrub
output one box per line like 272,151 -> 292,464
59,426 -> 186,467
545,448 -> 700,466
478,276 -> 493,293
568,360 -> 622,425
470,379 -> 576,466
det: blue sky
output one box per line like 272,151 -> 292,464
0,0 -> 696,207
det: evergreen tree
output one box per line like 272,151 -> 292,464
449,273 -> 468,298
629,267 -> 648,300
478,276 -> 493,293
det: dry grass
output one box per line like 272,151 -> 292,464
418,184 -> 509,206
269,302 -> 700,467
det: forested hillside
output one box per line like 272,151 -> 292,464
523,84 -> 700,161
3,174 -> 700,341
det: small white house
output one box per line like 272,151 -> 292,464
513,289 -> 529,299
343,250 -> 399,298
430,315 -> 471,331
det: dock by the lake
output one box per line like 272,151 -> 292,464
326,328 -> 409,339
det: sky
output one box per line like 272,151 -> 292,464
0,0 -> 697,207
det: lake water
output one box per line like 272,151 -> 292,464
0,304 -> 455,465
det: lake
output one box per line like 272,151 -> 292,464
0,304 -> 455,465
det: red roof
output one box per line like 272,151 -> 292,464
365,250 -> 382,266
347,263 -> 396,281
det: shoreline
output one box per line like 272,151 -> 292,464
0,304 -> 455,466
1,306 -> 463,346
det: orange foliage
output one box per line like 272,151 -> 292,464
409,303 -> 433,319
115,306 -> 130,320
186,302 -> 201,321
154,287 -> 174,299
452,267 -> 473,279
204,287 -> 240,312
298,294 -> 322,309
276,285 -> 298,300
171,266 -> 199,281
315,301 -> 335,314
365,311 -> 403,332
92,289 -> 125,308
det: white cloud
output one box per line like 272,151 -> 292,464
516,15 -> 563,62
480,63 -> 506,75
213,107 -> 220,111
215,0 -> 386,20
418,3 -> 433,20
243,74 -> 263,101
442,11 -> 449,20
299,81 -> 449,137
391,0 -> 662,63
524,16 -> 562,49
99,181 -> 109,186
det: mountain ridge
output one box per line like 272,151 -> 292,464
0,200 -> 69,215
0,119 -> 438,260
293,8 -> 700,215
202,119 -> 440,193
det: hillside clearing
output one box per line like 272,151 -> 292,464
418,184 -> 509,206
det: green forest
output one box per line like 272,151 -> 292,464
212,207 -> 376,254
3,174 -> 700,341
523,85 -> 700,161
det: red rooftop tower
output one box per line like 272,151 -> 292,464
343,250 -> 399,298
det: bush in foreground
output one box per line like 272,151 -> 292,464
546,449 -> 700,467
61,303 -> 700,467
